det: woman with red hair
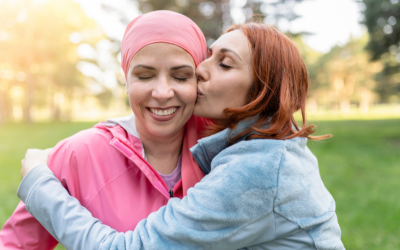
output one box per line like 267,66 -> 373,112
18,22 -> 344,249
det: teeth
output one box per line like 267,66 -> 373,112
149,107 -> 177,116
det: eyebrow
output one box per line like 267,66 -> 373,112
210,48 -> 242,61
171,65 -> 194,71
133,64 -> 156,70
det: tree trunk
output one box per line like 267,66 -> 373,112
359,88 -> 372,114
0,81 -> 13,125
23,71 -> 34,124
340,99 -> 351,114
23,24 -> 34,124
0,89 -> 6,125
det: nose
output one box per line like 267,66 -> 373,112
151,76 -> 174,102
195,60 -> 209,82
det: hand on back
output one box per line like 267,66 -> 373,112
21,148 -> 52,180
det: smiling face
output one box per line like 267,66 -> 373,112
194,30 -> 254,125
126,43 -> 197,139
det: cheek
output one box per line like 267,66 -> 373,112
211,73 -> 235,98
217,74 -> 251,106
127,83 -> 147,105
177,81 -> 197,106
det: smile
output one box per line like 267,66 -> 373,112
148,107 -> 178,116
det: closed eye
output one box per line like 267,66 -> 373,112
174,77 -> 188,82
219,63 -> 231,69
138,76 -> 153,80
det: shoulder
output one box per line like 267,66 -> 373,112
209,137 -> 320,194
48,124 -> 131,189
209,139 -> 286,193
48,125 -> 117,175
213,138 -> 286,171
213,137 -> 314,170
55,125 -> 113,154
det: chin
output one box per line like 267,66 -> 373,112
148,123 -> 183,138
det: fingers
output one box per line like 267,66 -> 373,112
21,159 -> 25,180
25,148 -> 40,158
21,148 -> 52,180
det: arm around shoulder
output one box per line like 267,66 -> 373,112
18,139 -> 286,250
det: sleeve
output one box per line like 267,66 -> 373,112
0,201 -> 59,250
18,143 -> 282,250
0,140 -> 70,250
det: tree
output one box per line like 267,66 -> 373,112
362,0 -> 400,102
0,0 -> 106,123
307,35 -> 382,114
101,0 -> 304,47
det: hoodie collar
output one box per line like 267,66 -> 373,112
104,113 -> 140,139
190,116 -> 259,174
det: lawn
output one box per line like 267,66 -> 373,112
0,119 -> 399,249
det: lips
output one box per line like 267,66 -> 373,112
149,107 -> 177,116
197,87 -> 203,96
146,106 -> 180,122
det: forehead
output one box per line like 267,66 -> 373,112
133,43 -> 193,60
211,30 -> 250,55
129,43 -> 195,70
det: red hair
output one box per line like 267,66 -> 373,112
207,22 -> 330,144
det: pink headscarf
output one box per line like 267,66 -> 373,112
121,10 -> 207,78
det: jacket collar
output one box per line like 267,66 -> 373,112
104,113 -> 140,139
190,116 -> 259,174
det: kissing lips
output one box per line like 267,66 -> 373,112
197,87 -> 203,97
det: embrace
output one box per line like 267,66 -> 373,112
0,10 -> 344,250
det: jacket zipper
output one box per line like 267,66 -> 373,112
110,138 -> 171,199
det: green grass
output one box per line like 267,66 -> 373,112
0,121 -> 96,250
308,119 -> 400,249
0,119 -> 399,249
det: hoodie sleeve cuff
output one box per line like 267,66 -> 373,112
17,165 -> 55,203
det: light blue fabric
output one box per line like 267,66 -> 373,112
18,118 -> 345,250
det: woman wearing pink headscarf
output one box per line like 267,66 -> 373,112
0,10 -> 207,249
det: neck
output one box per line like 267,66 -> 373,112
135,117 -> 184,175
211,118 -> 228,127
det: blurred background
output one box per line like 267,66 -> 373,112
0,0 -> 399,249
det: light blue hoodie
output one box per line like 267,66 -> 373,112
17,119 -> 345,250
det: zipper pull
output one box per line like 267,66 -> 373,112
169,190 -> 173,198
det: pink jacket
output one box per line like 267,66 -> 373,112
0,115 -> 206,250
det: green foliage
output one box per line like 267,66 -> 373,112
362,0 -> 400,60
0,0 -> 106,123
132,0 -> 228,42
300,34 -> 382,113
127,0 -> 302,44
1,119 -> 400,249
362,0 -> 400,101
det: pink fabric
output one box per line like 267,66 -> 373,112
121,10 -> 207,77
0,116 -> 206,249
0,11 -> 208,249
